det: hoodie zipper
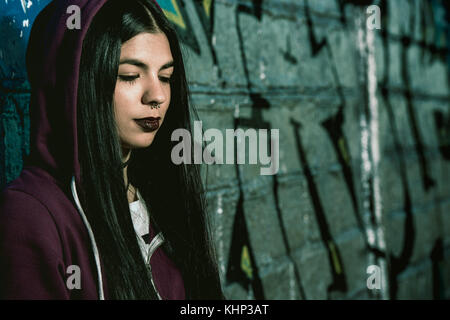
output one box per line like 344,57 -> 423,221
134,188 -> 165,299
146,232 -> 165,300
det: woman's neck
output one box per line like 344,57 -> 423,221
127,184 -> 138,203
122,146 -> 137,203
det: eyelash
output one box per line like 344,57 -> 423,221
118,75 -> 139,84
118,75 -> 172,85
160,77 -> 172,84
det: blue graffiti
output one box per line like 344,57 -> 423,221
0,0 -> 52,80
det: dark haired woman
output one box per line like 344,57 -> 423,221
0,0 -> 224,300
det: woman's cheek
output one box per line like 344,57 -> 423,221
116,86 -> 137,113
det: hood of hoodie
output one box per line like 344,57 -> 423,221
24,0 -> 162,187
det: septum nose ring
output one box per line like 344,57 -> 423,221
150,103 -> 161,109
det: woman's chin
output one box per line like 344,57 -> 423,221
126,134 -> 156,149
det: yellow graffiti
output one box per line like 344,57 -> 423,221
203,0 -> 212,18
241,245 -> 253,279
328,241 -> 342,275
162,0 -> 186,29
338,137 -> 350,165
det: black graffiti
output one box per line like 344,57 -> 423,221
225,0 -> 307,299
302,0 -> 360,298
280,35 -> 298,65
400,34 -> 436,191
170,0 -> 201,54
335,0 -> 375,27
191,0 -> 225,82
302,0 -> 446,299
377,0 -> 450,297
322,108 -> 371,250
225,179 -> 265,299
225,96 -> 270,298
430,237 -> 445,299
379,85 -> 416,300
374,1 -> 415,299
304,0 -> 327,57
291,119 -> 348,296
166,1 -> 225,85
434,110 -> 450,160
224,104 -> 267,299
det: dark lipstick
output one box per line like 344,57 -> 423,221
134,117 -> 160,131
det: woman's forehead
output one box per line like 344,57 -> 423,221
120,32 -> 173,69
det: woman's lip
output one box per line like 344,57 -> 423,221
135,116 -> 161,121
134,117 -> 160,131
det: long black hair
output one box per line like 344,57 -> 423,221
77,0 -> 224,299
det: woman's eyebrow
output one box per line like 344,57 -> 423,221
119,59 -> 174,71
119,59 -> 148,70
159,60 -> 174,71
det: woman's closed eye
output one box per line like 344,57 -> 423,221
118,74 -> 171,85
159,76 -> 172,84
118,74 -> 139,84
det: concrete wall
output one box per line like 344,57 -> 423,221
1,0 -> 449,299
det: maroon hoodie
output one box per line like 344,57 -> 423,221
0,0 -> 185,300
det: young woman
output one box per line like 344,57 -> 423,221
0,0 -> 224,300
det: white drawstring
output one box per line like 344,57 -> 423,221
70,176 -> 105,300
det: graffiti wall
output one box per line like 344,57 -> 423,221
1,0 -> 449,299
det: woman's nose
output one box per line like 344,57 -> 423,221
142,76 -> 166,106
